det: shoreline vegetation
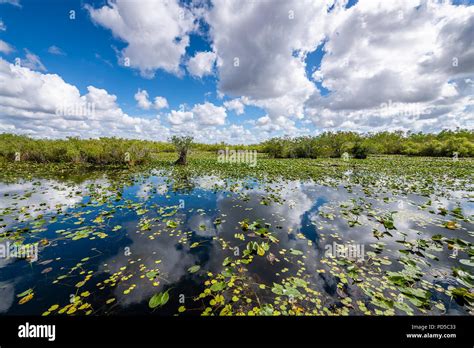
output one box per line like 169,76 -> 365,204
0,129 -> 473,165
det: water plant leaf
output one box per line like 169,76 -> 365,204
188,265 -> 200,273
149,290 -> 170,309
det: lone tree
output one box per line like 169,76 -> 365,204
170,135 -> 194,165
351,141 -> 369,159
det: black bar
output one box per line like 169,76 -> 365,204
0,315 -> 472,346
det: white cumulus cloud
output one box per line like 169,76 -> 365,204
206,0 -> 334,123
167,108 -> 193,126
305,0 -> 474,132
192,101 -> 227,126
223,97 -> 246,115
134,89 -> 169,111
187,51 -> 216,78
0,57 -> 169,139
87,0 -> 196,78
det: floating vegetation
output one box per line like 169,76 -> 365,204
0,154 -> 472,316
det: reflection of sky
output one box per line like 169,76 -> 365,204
0,178 -> 111,227
0,180 -> 89,274
193,175 -> 226,191
202,180 -> 331,295
0,178 -> 110,314
136,176 -> 168,200
0,180 -> 83,216
0,173 -> 472,315
187,213 -> 217,237
306,184 -> 471,314
202,179 -> 472,313
436,190 -> 474,217
0,281 -> 14,314
99,217 -> 197,307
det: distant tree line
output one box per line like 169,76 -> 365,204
0,134 -> 170,165
261,129 -> 474,159
0,129 -> 472,164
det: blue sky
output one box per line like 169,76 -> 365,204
0,0 -> 472,143
0,0 -> 272,127
1,1 -> 222,113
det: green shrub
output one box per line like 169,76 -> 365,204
352,141 -> 370,159
263,129 -> 473,159
0,129 -> 472,165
